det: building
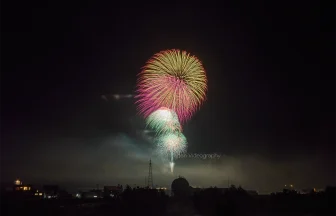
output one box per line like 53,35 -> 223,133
33,190 -> 44,197
171,177 -> 190,197
43,185 -> 59,199
300,188 -> 317,194
81,190 -> 103,199
104,185 -> 123,198
7,179 -> 38,199
13,179 -> 32,192
246,190 -> 258,196
13,184 -> 32,192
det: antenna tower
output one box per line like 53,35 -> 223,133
147,159 -> 154,188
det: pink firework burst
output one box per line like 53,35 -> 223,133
135,49 -> 207,123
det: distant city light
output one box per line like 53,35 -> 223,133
156,187 -> 167,190
14,179 -> 22,185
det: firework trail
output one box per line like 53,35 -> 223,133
156,132 -> 187,172
136,49 -> 207,123
146,107 -> 182,135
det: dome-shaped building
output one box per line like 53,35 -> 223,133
171,176 -> 190,197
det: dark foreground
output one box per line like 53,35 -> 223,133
1,188 -> 335,216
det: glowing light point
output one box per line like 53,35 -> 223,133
14,179 -> 22,185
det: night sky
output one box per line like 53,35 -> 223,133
1,2 -> 334,192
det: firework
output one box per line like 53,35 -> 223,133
146,107 -> 181,135
156,132 -> 187,173
156,132 -> 187,161
136,49 -> 207,123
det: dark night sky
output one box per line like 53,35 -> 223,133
1,2 -> 335,192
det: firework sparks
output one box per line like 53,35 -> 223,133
156,132 -> 187,172
146,107 -> 182,135
136,49 -> 207,123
